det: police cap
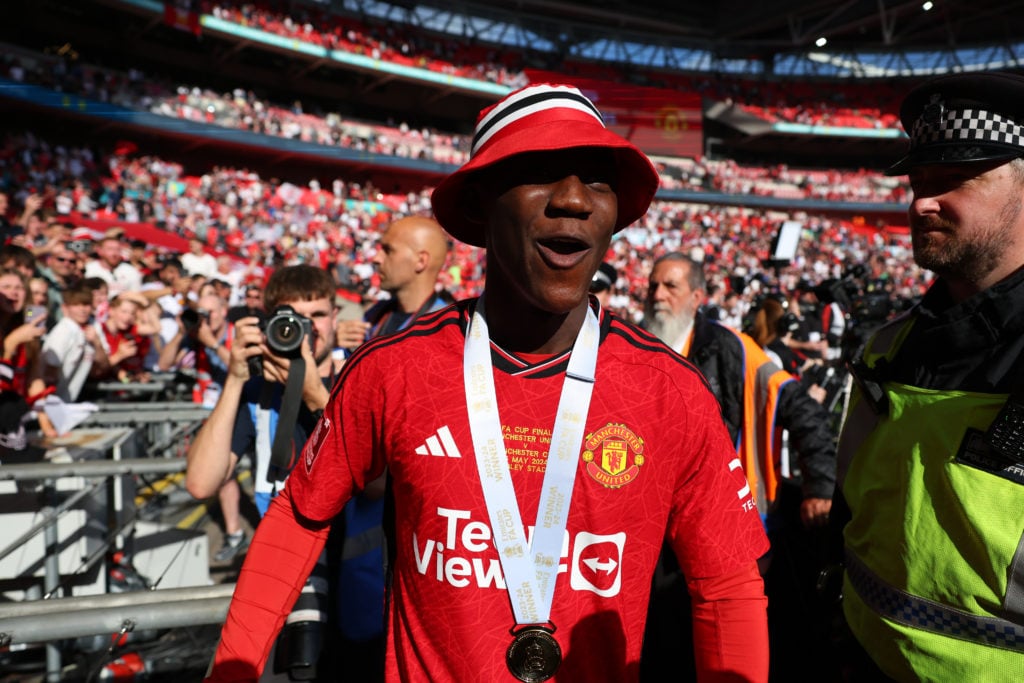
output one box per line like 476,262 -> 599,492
886,71 -> 1024,175
590,262 -> 617,293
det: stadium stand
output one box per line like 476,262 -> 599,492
1,0 -> 1018,680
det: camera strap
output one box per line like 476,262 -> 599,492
267,356 -> 306,481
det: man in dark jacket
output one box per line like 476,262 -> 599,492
640,252 -> 837,682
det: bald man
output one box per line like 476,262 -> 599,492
337,215 -> 452,350
329,216 -> 451,681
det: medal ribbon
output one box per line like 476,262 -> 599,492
464,297 -> 599,625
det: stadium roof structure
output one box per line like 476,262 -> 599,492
336,0 -> 1024,78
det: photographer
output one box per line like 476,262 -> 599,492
783,279 -> 829,361
185,264 -> 341,680
156,292 -> 232,406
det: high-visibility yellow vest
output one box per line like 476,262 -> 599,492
838,317 -> 1024,682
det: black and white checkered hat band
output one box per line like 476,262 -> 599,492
912,107 -> 1024,150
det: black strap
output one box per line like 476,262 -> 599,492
985,381 -> 1024,466
846,357 -> 889,417
268,356 -> 306,482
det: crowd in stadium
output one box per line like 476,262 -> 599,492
0,128 -> 930,331
5,47 -> 911,205
202,0 -> 907,131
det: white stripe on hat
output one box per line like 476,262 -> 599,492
472,85 -> 605,157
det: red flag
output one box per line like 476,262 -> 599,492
113,140 -> 138,157
164,0 -> 201,37
525,69 -> 703,157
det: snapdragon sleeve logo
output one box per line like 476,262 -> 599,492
581,423 -> 644,488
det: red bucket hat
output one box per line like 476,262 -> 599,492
431,83 -> 659,248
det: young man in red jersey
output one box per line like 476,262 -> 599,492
205,83 -> 769,683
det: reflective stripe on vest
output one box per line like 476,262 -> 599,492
732,328 -> 793,513
845,549 -> 1024,652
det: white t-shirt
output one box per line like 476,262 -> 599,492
42,317 -> 96,402
83,261 -> 143,297
181,252 -> 218,279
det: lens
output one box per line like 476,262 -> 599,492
181,308 -> 200,330
266,314 -> 305,354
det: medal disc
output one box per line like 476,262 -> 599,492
506,627 -> 562,682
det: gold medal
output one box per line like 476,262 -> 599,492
506,626 -> 561,682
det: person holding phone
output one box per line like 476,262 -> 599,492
0,267 -> 56,436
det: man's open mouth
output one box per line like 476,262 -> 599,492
538,236 -> 588,254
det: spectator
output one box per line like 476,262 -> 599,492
30,217 -> 73,261
82,277 -> 109,324
719,289 -> 746,330
0,267 -> 55,436
37,241 -> 81,322
126,239 -> 151,277
0,243 -> 37,281
0,191 -> 20,243
153,257 -> 191,316
84,235 -> 143,297
181,235 -> 218,279
41,283 -> 101,402
159,291 -> 243,567
14,194 -> 46,249
207,279 -> 234,309
227,282 -> 264,323
92,292 -> 158,383
212,255 -> 248,304
28,277 -> 48,309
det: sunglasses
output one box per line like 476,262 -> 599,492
52,256 -> 77,264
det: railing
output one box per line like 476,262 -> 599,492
0,583 -> 234,645
1,404 -> 213,680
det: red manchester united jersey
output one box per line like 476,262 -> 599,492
291,300 -> 767,682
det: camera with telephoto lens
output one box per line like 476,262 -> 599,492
247,305 -> 313,378
180,307 -> 209,333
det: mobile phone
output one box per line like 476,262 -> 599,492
25,305 -> 48,326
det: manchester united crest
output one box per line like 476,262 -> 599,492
582,424 -> 644,488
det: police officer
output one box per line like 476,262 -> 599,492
836,71 -> 1024,681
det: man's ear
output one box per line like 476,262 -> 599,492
414,249 -> 429,273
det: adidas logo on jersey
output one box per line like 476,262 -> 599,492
415,426 -> 462,458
